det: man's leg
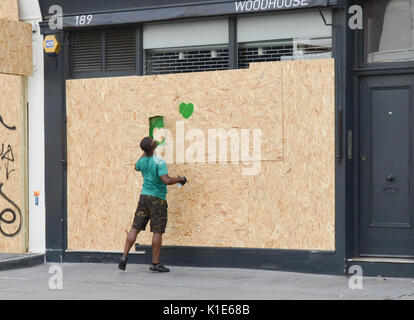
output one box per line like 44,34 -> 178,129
149,197 -> 169,272
151,232 -> 163,264
150,232 -> 169,272
123,227 -> 140,257
119,228 -> 140,271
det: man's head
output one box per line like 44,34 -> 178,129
140,137 -> 157,155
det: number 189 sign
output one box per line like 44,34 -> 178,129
75,15 -> 94,26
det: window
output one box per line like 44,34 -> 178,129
364,0 -> 414,63
143,18 -> 229,75
236,10 -> 332,68
71,27 -> 136,76
238,38 -> 332,69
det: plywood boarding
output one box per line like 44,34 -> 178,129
0,0 -> 18,21
66,59 -> 335,251
0,74 -> 24,253
0,19 -> 33,76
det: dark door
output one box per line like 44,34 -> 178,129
359,75 -> 414,257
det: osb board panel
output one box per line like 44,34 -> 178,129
0,74 -> 24,253
67,65 -> 283,163
66,59 -> 335,251
0,19 -> 33,76
245,59 -> 335,249
0,0 -> 18,21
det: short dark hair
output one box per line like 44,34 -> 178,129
140,137 -> 153,154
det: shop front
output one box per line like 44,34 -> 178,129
37,0 -> 414,277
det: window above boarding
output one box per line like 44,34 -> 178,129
363,0 -> 414,64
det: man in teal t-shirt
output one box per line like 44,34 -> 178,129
136,155 -> 168,200
119,137 -> 187,273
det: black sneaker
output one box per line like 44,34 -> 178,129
118,256 -> 128,271
150,263 -> 170,273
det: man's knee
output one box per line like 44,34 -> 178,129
152,232 -> 162,242
128,228 -> 139,240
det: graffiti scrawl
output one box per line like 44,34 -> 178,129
0,143 -> 15,180
0,183 -> 21,237
0,115 -> 16,131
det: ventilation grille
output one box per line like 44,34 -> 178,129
71,28 -> 136,74
106,28 -> 136,71
72,30 -> 102,73
145,47 -> 229,75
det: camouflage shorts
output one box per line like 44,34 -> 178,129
133,195 -> 168,234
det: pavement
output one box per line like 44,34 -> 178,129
1,262 -> 414,300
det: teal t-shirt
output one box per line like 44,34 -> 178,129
135,156 -> 168,200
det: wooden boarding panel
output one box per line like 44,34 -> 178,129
246,60 -> 335,249
0,19 -> 33,76
66,59 -> 335,251
0,0 -> 18,21
0,74 -> 24,253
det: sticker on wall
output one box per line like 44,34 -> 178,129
149,116 -> 165,145
179,102 -> 194,119
34,191 -> 40,206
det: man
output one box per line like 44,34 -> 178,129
119,137 -> 187,272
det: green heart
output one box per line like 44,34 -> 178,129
179,103 -> 194,119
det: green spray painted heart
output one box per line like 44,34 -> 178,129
179,103 -> 194,119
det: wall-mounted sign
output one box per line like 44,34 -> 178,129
57,0 -> 332,28
34,191 -> 40,206
43,35 -> 61,55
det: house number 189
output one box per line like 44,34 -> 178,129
75,15 -> 93,26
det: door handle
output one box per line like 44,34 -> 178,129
336,105 -> 342,162
386,175 -> 395,182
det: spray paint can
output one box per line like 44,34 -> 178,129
177,176 -> 186,189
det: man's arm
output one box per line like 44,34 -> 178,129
160,175 -> 185,186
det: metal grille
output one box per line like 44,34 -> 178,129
105,28 -> 136,71
145,46 -> 229,75
238,38 -> 332,68
72,30 -> 102,73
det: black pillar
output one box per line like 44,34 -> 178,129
44,32 -> 67,262
229,16 -> 238,69
136,25 -> 144,75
